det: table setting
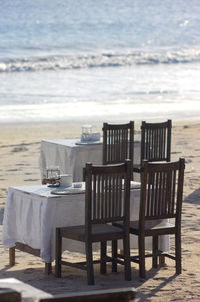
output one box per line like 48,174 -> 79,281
2,121 -> 170,275
2,176 -> 169,266
39,124 -> 140,182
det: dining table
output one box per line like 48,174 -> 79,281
39,138 -> 141,182
2,182 -> 169,274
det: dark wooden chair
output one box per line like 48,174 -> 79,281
102,121 -> 134,166
116,158 -> 185,278
55,160 -> 132,285
82,121 -> 134,181
134,120 -> 172,173
39,288 -> 136,302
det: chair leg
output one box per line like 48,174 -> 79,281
159,254 -> 166,266
175,231 -> 181,274
45,262 -> 52,275
55,228 -> 62,278
112,240 -> 117,273
100,241 -> 107,274
123,236 -> 131,281
152,236 -> 158,268
138,235 -> 145,279
86,241 -> 94,285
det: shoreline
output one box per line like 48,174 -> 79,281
0,115 -> 200,126
1,97 -> 200,125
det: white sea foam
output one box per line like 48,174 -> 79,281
1,48 -> 200,73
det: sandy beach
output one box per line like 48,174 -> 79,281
0,119 -> 200,301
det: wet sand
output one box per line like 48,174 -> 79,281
0,119 -> 200,301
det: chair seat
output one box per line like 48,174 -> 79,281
131,220 -> 175,236
59,223 -> 125,242
115,220 -> 175,236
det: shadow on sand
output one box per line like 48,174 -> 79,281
183,188 -> 200,205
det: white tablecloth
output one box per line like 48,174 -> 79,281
2,184 -> 169,263
39,139 -> 141,182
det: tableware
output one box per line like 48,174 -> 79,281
82,124 -> 93,134
75,141 -> 102,145
51,188 -> 84,195
46,167 -> 60,180
80,124 -> 100,143
44,166 -> 60,186
73,182 -> 82,188
47,183 -> 60,188
59,174 -> 72,187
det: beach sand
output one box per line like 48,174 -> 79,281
0,119 -> 200,301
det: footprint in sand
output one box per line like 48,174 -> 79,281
24,179 -> 40,182
24,268 -> 34,274
11,146 -> 28,152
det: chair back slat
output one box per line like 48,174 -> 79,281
141,120 -> 171,163
102,121 -> 134,165
85,161 -> 131,225
92,174 -> 97,219
140,158 -> 185,222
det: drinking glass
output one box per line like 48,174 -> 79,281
46,166 -> 60,183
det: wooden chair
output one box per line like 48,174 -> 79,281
116,158 -> 185,278
102,121 -> 134,166
82,121 -> 134,181
39,288 -> 136,302
55,160 -> 132,285
134,120 -> 172,173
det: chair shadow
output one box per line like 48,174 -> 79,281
183,187 -> 200,205
134,270 -> 177,302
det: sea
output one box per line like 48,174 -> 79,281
0,0 -> 200,124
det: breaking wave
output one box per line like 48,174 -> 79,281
0,48 -> 200,73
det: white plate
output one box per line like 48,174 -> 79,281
51,188 -> 85,195
75,141 -> 102,145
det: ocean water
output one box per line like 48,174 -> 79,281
0,0 -> 200,123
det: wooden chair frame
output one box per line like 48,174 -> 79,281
141,119 -> 171,163
116,158 -> 185,278
55,160 -> 132,285
83,121 -> 134,181
134,120 -> 172,173
102,121 -> 134,165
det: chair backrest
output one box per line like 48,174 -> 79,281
85,160 -> 131,229
140,158 -> 185,225
102,121 -> 134,165
141,120 -> 172,163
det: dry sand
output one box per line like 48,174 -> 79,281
0,119 -> 200,301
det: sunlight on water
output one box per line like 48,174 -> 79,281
0,0 -> 200,123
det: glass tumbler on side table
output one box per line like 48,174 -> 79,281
42,167 -> 60,186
